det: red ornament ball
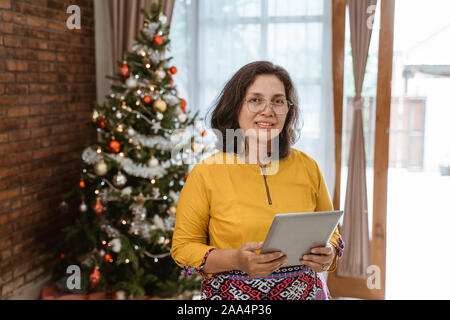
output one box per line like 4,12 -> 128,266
108,140 -> 121,153
59,253 -> 66,260
90,268 -> 101,288
169,66 -> 178,74
79,180 -> 85,188
180,98 -> 187,113
104,253 -> 113,263
120,63 -> 130,79
201,130 -> 207,137
153,35 -> 163,45
143,95 -> 152,104
93,199 -> 105,217
97,119 -> 106,129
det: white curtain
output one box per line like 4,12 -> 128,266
171,0 -> 335,194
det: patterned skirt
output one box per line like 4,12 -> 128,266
200,265 -> 331,300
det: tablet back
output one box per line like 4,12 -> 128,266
260,210 -> 343,267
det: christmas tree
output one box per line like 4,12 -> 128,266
53,4 -> 213,299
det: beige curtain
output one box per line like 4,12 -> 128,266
337,0 -> 377,279
109,0 -> 175,75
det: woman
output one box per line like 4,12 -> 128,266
171,61 -> 344,300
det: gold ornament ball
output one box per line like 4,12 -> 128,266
94,159 -> 108,176
153,99 -> 167,113
168,205 -> 177,215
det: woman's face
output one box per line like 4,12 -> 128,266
237,74 -> 288,146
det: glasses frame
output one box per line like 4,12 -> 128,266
245,97 -> 293,115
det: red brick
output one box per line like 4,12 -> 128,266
26,15 -> 47,28
9,152 -> 32,166
39,74 -> 57,83
47,20 -> 66,31
7,107 -> 30,118
14,49 -> 37,60
1,11 -> 25,24
37,51 -> 55,61
28,38 -> 48,50
1,276 -> 24,296
8,129 -> 31,141
3,36 -> 27,48
0,133 -> 8,143
5,85 -> 28,95
5,60 -> 28,72
0,72 -> 15,83
0,0 -> 11,9
16,73 -> 39,83
0,23 -> 13,34
0,119 -> 20,131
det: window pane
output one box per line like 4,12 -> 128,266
268,0 -> 323,16
268,23 -> 323,78
200,0 -> 260,18
200,23 -> 261,83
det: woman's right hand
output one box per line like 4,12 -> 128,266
233,242 -> 287,278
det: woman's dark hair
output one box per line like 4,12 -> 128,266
207,61 -> 301,160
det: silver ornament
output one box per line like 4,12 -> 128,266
126,77 -> 137,88
113,171 -> 127,187
127,127 -> 136,136
148,157 -> 159,168
109,238 -> 122,253
177,113 -> 187,123
79,200 -> 87,212
121,186 -> 132,197
156,69 -> 166,80
159,14 -> 167,24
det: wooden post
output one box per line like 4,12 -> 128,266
327,0 -> 395,300
332,0 -> 347,212
372,0 -> 395,299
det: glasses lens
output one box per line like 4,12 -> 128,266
247,98 -> 290,114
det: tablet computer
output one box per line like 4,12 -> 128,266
260,210 -> 343,267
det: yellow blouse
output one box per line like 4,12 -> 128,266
171,148 -> 344,277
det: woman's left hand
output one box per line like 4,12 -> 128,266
300,243 -> 336,273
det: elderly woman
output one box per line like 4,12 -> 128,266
171,61 -> 344,300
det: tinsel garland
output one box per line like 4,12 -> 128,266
82,147 -> 168,179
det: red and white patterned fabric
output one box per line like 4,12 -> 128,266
181,245 -> 345,300
200,264 -> 331,300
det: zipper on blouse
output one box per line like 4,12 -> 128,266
261,165 -> 272,205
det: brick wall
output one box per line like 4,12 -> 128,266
0,0 -> 96,298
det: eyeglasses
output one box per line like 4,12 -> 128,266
245,97 -> 292,115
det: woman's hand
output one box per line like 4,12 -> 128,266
233,242 -> 287,278
300,243 -> 336,272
